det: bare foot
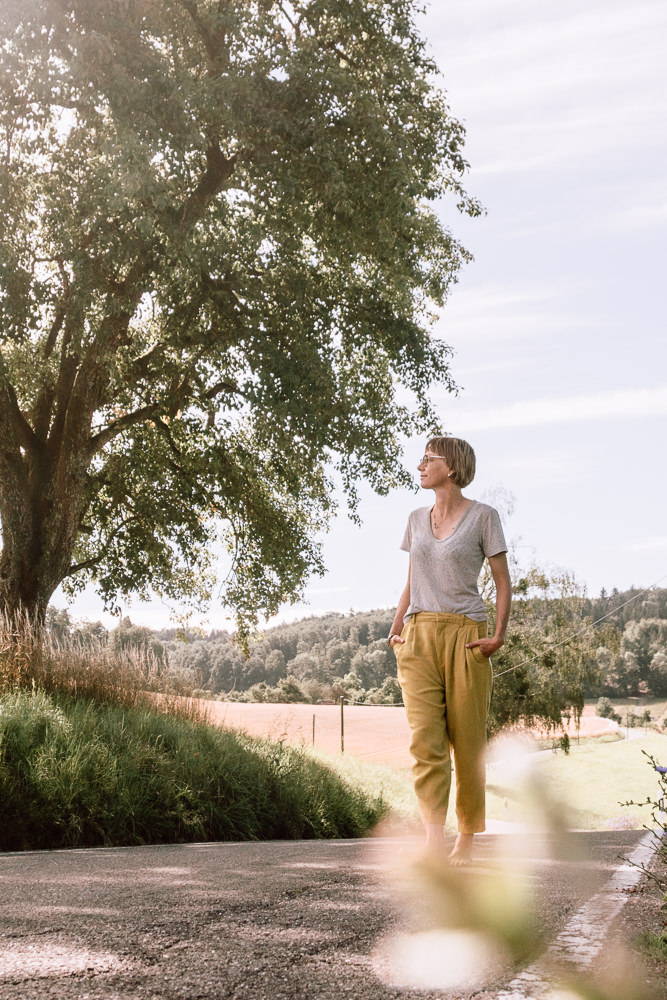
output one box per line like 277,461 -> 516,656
448,832 -> 473,866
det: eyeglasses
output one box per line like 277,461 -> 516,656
420,455 -> 445,465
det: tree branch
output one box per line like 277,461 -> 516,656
181,0 -> 232,72
65,514 -> 140,577
0,374 -> 40,454
125,343 -> 166,386
178,142 -> 237,231
42,299 -> 69,361
47,328 -> 83,458
201,378 -> 240,402
154,416 -> 182,459
278,2 -> 301,38
287,4 -> 361,69
90,403 -> 163,453
89,369 -> 242,454
31,280 -> 72,439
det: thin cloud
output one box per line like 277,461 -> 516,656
452,386 -> 667,431
424,0 -> 667,176
511,180 -> 667,236
609,199 -> 667,233
428,1 -> 666,103
627,537 -> 667,553
439,282 -> 600,342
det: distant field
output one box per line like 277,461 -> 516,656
204,700 -> 667,831
208,701 -> 412,767
489,732 -> 667,831
206,700 -> 622,770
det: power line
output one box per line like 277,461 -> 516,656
492,573 -> 667,680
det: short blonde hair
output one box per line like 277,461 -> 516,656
426,436 -> 476,488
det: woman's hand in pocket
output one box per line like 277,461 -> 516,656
466,636 -> 503,659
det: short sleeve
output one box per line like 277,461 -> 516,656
482,508 -> 507,557
400,516 -> 412,553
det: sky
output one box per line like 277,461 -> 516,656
59,0 -> 667,632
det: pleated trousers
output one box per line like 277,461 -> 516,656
396,611 -> 493,832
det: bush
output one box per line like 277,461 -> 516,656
596,697 -> 622,724
0,690 -> 387,851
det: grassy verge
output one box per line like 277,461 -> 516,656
0,689 -> 387,851
517,733 -> 667,830
309,750 -> 421,829
317,733 -> 667,832
637,931 -> 667,962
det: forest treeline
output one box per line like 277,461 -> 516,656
47,586 -> 667,730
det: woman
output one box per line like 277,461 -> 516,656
389,436 -> 511,864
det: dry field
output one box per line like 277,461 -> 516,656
206,701 -> 620,769
208,701 -> 411,767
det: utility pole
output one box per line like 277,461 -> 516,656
340,696 -> 345,753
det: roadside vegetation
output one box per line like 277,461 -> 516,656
3,579 -> 665,851
0,619 -> 386,851
0,690 -> 385,852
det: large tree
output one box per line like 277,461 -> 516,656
0,0 -> 478,641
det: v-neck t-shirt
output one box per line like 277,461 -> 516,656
400,501 -> 507,623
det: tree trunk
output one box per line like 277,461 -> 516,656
0,440 -> 89,627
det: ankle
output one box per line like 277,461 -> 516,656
424,822 -> 445,843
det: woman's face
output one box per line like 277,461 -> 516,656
417,451 -> 452,489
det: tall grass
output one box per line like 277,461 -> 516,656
0,611 -> 166,708
0,616 -> 386,849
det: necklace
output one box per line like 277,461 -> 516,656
431,501 -> 469,530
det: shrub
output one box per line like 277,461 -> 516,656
596,697 -> 622,724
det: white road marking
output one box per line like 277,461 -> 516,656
492,829 -> 660,999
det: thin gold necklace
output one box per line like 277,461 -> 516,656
431,500 -> 467,530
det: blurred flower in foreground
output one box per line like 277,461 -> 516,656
374,927 -> 499,990
371,735 -> 661,999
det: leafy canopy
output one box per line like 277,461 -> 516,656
0,0 -> 479,639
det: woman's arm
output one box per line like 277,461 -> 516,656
466,551 -> 512,657
388,561 -> 411,647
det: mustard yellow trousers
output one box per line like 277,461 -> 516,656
396,612 -> 492,832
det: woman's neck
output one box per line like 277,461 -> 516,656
431,484 -> 468,516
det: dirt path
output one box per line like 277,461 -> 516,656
0,829 -> 652,1000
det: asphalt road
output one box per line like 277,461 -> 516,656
0,829 -> 648,1000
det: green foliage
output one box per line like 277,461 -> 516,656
596,696 -> 622,724
601,619 -> 667,697
163,608 -> 397,698
487,568 -> 604,735
313,750 -> 420,827
0,0 -> 477,638
162,585 -> 665,732
365,675 -> 403,705
636,932 -> 667,962
108,616 -> 166,664
620,749 -> 667,894
0,609 -> 166,707
40,584 -> 667,734
0,689 -> 387,850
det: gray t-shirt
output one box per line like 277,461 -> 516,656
400,501 -> 507,623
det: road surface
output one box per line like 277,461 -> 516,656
0,829 -> 652,999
